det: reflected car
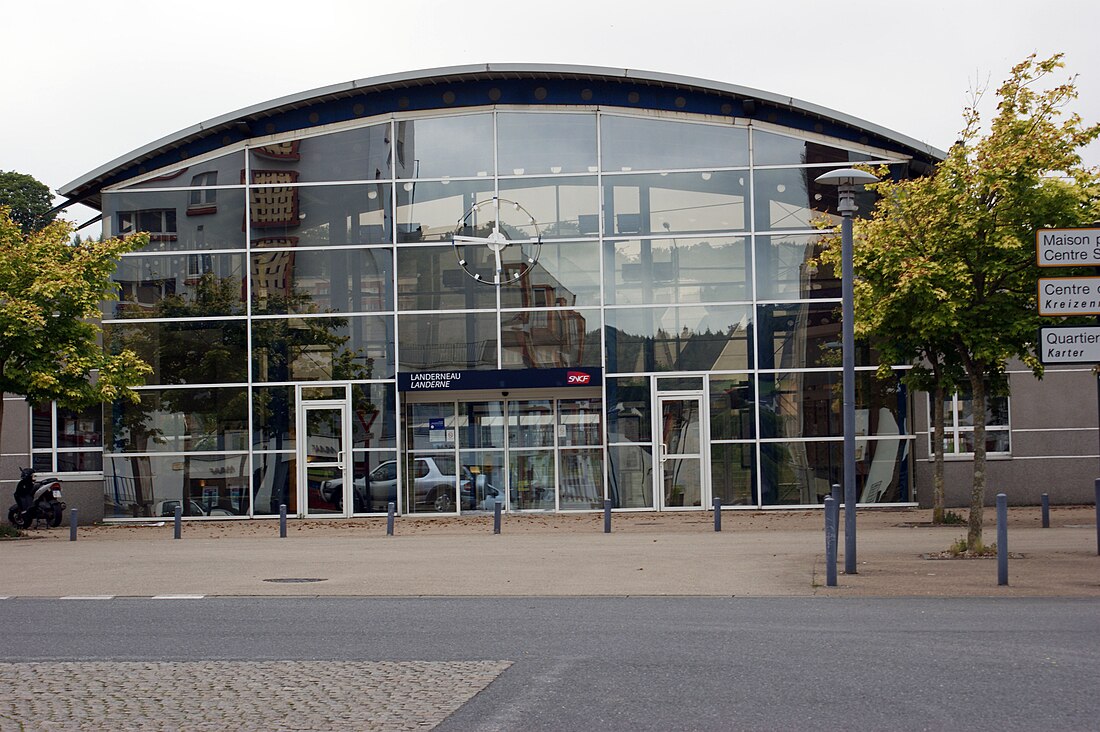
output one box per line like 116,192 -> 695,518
320,457 -> 479,512
152,500 -> 235,517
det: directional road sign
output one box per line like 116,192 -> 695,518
1038,276 -> 1100,316
1038,325 -> 1100,364
1036,227 -> 1100,267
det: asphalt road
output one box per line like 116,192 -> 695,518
1,596 -> 1097,731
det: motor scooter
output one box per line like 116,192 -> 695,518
8,467 -> 65,529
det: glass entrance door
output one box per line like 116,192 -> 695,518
300,402 -> 348,517
658,396 -> 705,509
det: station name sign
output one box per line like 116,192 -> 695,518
1036,227 -> 1100,266
397,367 -> 602,392
1038,326 -> 1100,364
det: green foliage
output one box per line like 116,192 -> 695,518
0,523 -> 24,539
0,208 -> 151,438
939,510 -> 966,525
0,171 -> 55,234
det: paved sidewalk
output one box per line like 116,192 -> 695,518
2,506 -> 1097,598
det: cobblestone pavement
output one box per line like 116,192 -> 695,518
0,660 -> 511,731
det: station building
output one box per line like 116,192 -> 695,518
6,64 -> 1093,522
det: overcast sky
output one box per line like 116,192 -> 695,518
4,0 -> 1098,227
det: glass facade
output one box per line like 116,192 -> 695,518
97,104 -> 918,519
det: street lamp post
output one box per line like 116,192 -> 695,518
814,168 -> 879,576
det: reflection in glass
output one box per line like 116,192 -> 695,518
253,386 -> 295,451
498,177 -> 599,239
558,399 -> 602,447
406,402 -> 455,451
251,247 -> 394,315
395,179 -> 494,244
559,449 -> 604,510
249,124 -> 392,182
710,444 -> 755,506
709,376 -> 755,440
508,401 -> 554,447
249,183 -> 391,247
752,168 -> 874,231
107,387 -> 248,453
601,115 -> 749,171
604,237 -> 749,305
497,112 -> 597,176
752,129 -> 875,167
106,320 -> 248,385
304,407 -> 343,463
104,454 -> 250,519
760,437 -> 909,505
352,383 -> 397,449
103,189 -> 247,251
605,172 -> 749,236
252,452 -> 296,515
501,308 -> 601,369
108,252 -> 246,319
662,458 -> 702,508
398,312 -> 498,371
754,234 -> 838,301
119,151 -> 245,191
305,464 -> 343,515
458,401 -> 505,449
460,450 -> 505,511
511,449 -> 555,510
499,241 -> 601,309
757,303 -> 852,371
606,377 -> 651,443
394,114 -> 494,179
251,314 -> 394,381
350,451 -> 398,513
605,304 -> 752,373
609,444 -> 653,509
758,371 -> 906,441
405,452 -> 461,514
396,245 -> 498,311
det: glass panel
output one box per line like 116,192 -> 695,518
758,372 -> 907,440
31,403 -> 53,449
960,429 -> 1011,454
119,151 -> 244,191
56,404 -> 102,449
105,320 -> 248,385
752,130 -> 875,167
606,377 -> 651,443
605,172 -> 749,236
499,241 -> 601,309
249,124 -> 392,182
753,167 -> 875,231
498,177 -> 599,239
709,375 -> 755,440
604,236 -> 750,306
107,252 -> 246,319
558,398 -> 602,447
497,112 -> 597,176
106,388 -> 248,453
251,247 -> 393,315
306,464 -> 343,514
32,453 -> 52,472
458,401 -> 506,449
459,451 -> 505,511
351,451 -> 398,513
508,400 -> 555,448
605,304 -> 752,373
406,402 -> 456,451
405,453 -> 461,513
394,114 -> 494,179
559,449 -> 604,510
104,454 -> 250,519
253,386 -> 295,451
661,399 -> 701,456
757,303 -> 849,371
251,314 -> 394,381
102,189 -> 247,251
956,392 -> 1009,427
352,383 -> 397,449
249,183 -> 391,247
511,449 -> 555,510
396,245 -> 498,311
662,458 -> 702,508
754,234 -> 839,301
600,116 -> 749,171
501,307 -> 601,369
395,179 -> 495,244
253,452 -> 296,515
710,444 -> 755,506
761,441 -> 841,506
56,452 -> 103,473
302,386 -> 345,401
304,408 -> 343,463
608,444 -> 653,509
657,377 -> 703,391
398,312 -> 498,371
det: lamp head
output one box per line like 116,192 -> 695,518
814,169 -> 880,188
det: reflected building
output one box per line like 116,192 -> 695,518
50,64 -> 959,520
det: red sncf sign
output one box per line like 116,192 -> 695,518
566,371 -> 591,385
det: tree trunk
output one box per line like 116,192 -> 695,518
931,383 -> 946,524
966,373 -> 988,549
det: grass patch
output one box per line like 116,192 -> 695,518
0,523 -> 24,539
940,510 -> 966,525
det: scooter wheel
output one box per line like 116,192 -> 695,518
8,506 -> 31,529
48,504 -> 63,528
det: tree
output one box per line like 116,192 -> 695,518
0,171 -> 56,234
0,207 -> 151,449
826,54 -> 1100,548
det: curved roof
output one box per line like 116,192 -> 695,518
60,63 -> 945,207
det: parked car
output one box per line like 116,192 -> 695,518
321,456 -> 482,513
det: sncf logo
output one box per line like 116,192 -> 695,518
566,371 -> 592,385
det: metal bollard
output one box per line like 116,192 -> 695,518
493,500 -> 502,534
174,505 -> 182,540
824,496 -> 838,587
831,482 -> 841,504
603,499 -> 612,533
997,493 -> 1008,586
279,504 -> 287,538
69,508 -> 78,542
1041,493 -> 1050,528
713,498 -> 722,532
387,502 -> 395,536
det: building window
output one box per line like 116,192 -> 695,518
187,172 -> 218,215
933,388 -> 1010,457
31,403 -> 104,473
117,209 -> 177,242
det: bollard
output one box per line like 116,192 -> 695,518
603,499 -> 612,533
387,502 -> 395,536
174,505 -> 182,540
824,496 -> 838,587
997,493 -> 1008,586
831,483 -> 841,504
493,500 -> 502,534
279,503 -> 287,538
1095,479 -> 1100,556
69,508 -> 78,542
1041,493 -> 1050,529
713,498 -> 722,532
